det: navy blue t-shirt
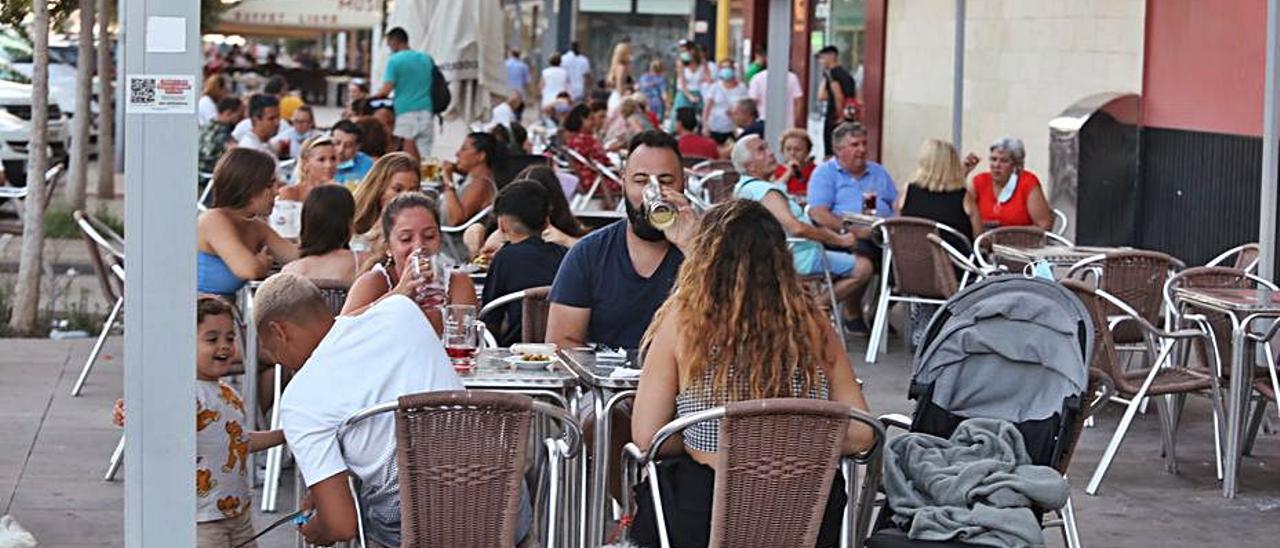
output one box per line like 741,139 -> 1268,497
549,220 -> 684,349
481,237 -> 568,346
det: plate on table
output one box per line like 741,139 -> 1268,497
504,354 -> 556,370
507,343 -> 558,369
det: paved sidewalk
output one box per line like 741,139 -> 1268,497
3,334 -> 1280,546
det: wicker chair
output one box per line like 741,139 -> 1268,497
521,286 -> 552,343
1206,242 -> 1261,274
1164,267 -> 1280,460
1066,249 -> 1183,347
622,398 -> 884,548
477,286 -> 552,345
312,278 -> 352,316
865,217 -> 973,363
972,226 -> 1074,272
337,390 -> 582,548
70,209 -> 126,397
1062,279 -> 1222,495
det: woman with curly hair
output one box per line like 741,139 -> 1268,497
629,199 -> 874,548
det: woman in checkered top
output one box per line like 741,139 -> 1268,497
628,199 -> 875,548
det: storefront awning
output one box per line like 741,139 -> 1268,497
213,0 -> 384,36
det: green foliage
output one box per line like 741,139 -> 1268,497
1,0 -> 230,34
0,1 -> 75,31
43,205 -> 123,239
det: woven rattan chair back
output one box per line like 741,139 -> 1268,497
1097,250 -> 1176,344
884,217 -> 960,299
704,171 -> 740,204
708,398 -> 849,548
1063,280 -> 1126,394
1172,266 -> 1255,373
395,391 -> 533,548
521,286 -> 552,343
1233,244 -> 1261,271
985,226 -> 1051,249
310,278 -> 351,316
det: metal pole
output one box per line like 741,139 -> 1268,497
952,0 -> 966,147
1261,0 -> 1280,281
765,0 -> 792,154
122,1 -> 198,546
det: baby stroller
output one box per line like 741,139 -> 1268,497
860,276 -> 1095,548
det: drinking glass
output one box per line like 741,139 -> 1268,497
443,304 -> 478,374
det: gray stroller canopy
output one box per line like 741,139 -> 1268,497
912,276 -> 1092,423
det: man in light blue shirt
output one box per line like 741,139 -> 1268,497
375,27 -> 436,157
806,123 -> 897,333
332,119 -> 374,185
506,49 -> 531,99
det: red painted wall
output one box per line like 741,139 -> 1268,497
1143,0 -> 1266,136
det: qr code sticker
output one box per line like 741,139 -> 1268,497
130,78 -> 156,104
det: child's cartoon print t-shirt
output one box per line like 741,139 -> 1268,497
195,379 -> 252,522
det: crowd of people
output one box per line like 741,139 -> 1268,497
166,28 -> 1060,548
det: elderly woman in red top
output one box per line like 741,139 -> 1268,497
967,137 -> 1053,230
772,128 -> 818,198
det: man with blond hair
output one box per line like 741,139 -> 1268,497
254,273 -> 533,546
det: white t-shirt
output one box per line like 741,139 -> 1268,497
237,130 -> 275,155
705,81 -> 749,133
491,101 -> 517,127
280,295 -> 464,546
197,95 -> 218,128
232,117 -> 290,143
541,66 -> 570,107
748,70 -> 804,127
563,52 -> 591,100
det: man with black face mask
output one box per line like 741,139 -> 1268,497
547,130 -> 696,350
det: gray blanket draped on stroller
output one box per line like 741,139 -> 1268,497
885,418 -> 1070,547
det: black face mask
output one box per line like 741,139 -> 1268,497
625,197 -> 667,242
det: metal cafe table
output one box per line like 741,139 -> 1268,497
557,348 -> 642,547
1172,286 -> 1280,498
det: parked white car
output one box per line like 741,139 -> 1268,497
1,30 -> 94,159
0,79 -> 69,186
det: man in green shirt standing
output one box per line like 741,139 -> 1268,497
375,27 -> 436,158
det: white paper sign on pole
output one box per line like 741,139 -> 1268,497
125,74 -> 197,114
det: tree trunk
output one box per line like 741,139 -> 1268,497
10,0 -> 51,335
66,0 -> 95,209
95,0 -> 115,200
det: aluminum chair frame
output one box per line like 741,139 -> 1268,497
865,218 -> 974,363
438,204 -> 494,260
788,237 -> 849,352
197,171 -> 214,210
71,211 -> 126,397
561,146 -> 623,211
972,226 -> 1074,272
334,393 -> 582,548
1242,318 -> 1280,454
1206,242 -> 1262,274
621,403 -> 885,548
1073,285 -> 1222,495
1052,208 -> 1069,236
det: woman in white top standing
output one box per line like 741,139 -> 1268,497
702,59 -> 748,145
672,41 -> 713,129
540,53 -> 571,119
605,42 -> 635,117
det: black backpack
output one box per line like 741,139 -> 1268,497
430,60 -> 450,116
